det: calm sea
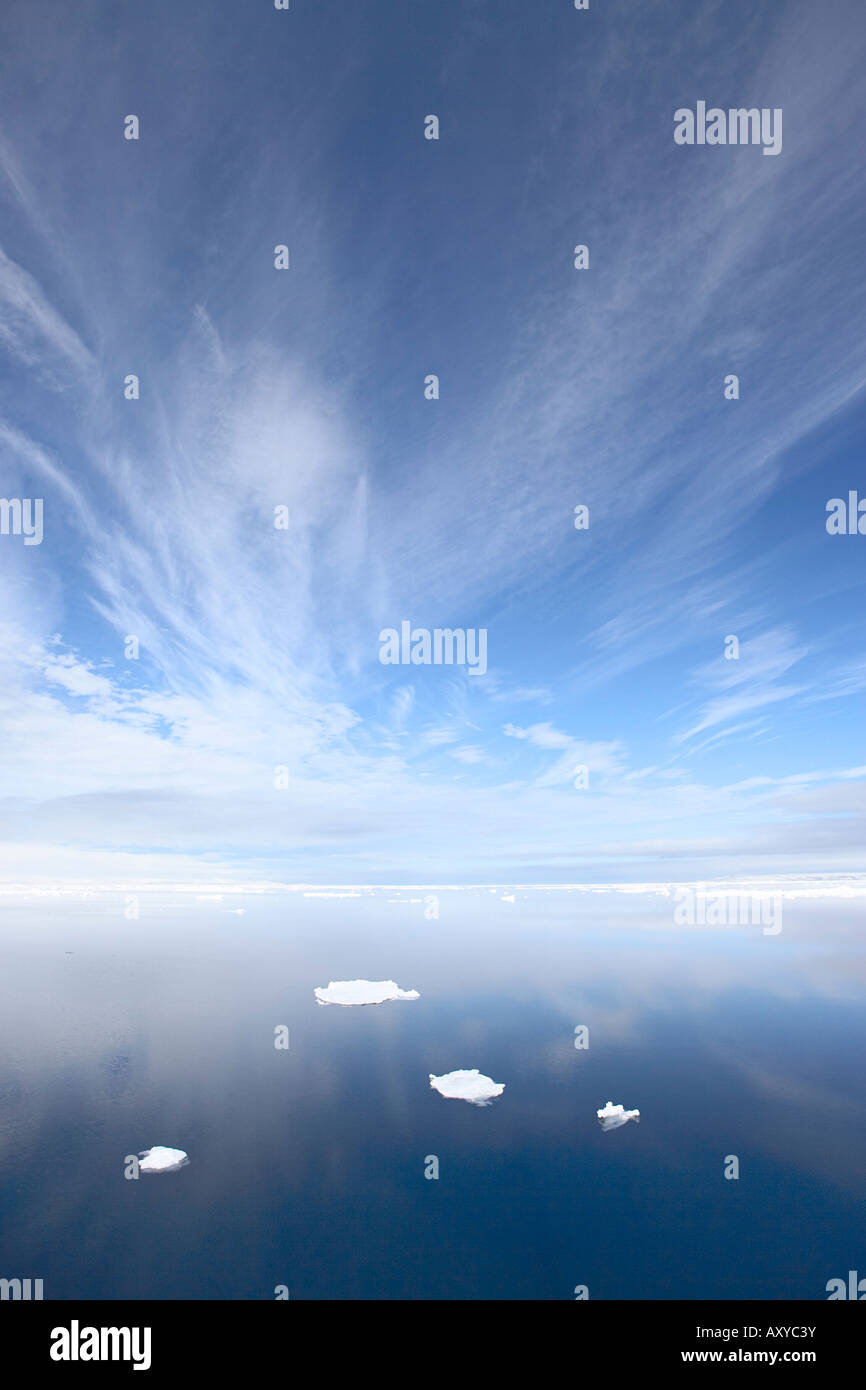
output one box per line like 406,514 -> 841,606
1,888 -> 864,1299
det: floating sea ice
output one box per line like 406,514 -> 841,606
138,1146 -> 189,1173
314,979 -> 420,1007
429,1069 -> 505,1105
597,1100 -> 640,1130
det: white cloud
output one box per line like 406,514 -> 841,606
0,242 -> 94,375
450,745 -> 486,764
676,628 -> 811,744
503,721 -> 574,750
43,657 -> 115,700
424,727 -> 459,746
0,8 -> 864,887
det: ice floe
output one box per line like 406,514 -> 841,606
429,1069 -> 505,1105
597,1100 -> 640,1130
314,979 -> 420,1007
138,1146 -> 189,1173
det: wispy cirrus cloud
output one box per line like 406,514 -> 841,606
675,628 -> 810,744
0,242 -> 94,376
0,0 -> 864,882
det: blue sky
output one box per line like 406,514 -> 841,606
0,0 -> 864,883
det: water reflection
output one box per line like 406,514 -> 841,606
0,888 -> 864,1299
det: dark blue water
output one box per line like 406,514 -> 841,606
1,888 -> 864,1299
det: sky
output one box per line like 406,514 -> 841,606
0,0 -> 864,884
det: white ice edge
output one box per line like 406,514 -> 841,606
597,1100 -> 640,1130
429,1069 -> 505,1105
314,979 -> 420,1006
138,1146 -> 189,1173
3,873 -> 865,900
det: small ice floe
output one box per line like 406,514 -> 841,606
597,1100 -> 640,1131
314,979 -> 420,1007
500,894 -> 515,903
429,1069 -> 505,1105
138,1146 -> 189,1173
303,891 -> 362,898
